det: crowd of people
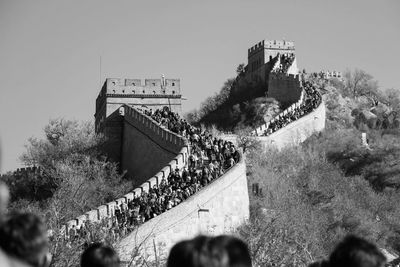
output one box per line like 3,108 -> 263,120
272,53 -> 296,74
260,79 -> 322,136
0,105 -> 397,267
67,106 -> 240,245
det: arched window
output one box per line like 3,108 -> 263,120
132,90 -> 135,94
172,90 -> 175,94
142,90 -> 145,94
172,82 -> 175,86
153,91 -> 156,94
132,82 -> 135,86
152,82 -> 156,86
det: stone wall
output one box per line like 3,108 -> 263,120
121,106 -> 188,185
116,157 -> 249,262
63,104 -> 249,264
94,77 -> 183,135
63,106 -> 190,239
105,78 -> 181,96
257,102 -> 326,150
268,73 -> 302,106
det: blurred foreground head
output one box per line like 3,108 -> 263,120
167,235 -> 252,267
81,243 -> 120,267
329,235 -> 386,267
0,213 -> 50,267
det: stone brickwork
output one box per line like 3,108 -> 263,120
121,106 -> 188,185
268,73 -> 302,106
94,77 -> 183,163
63,106 -> 191,240
13,166 -> 42,176
116,157 -> 249,262
247,39 -> 295,74
95,77 -> 182,134
63,104 -> 249,263
257,102 -> 326,149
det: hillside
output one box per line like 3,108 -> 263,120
228,71 -> 400,265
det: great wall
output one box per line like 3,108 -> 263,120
13,39 -> 326,263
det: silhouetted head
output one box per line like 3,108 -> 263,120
81,243 -> 120,267
209,235 -> 252,267
167,235 -> 211,267
167,235 -> 252,267
0,213 -> 50,267
329,235 -> 386,267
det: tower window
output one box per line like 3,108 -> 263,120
132,90 -> 135,94
172,82 -> 175,86
143,90 -> 145,94
172,90 -> 175,94
153,91 -> 156,94
152,82 -> 156,86
122,90 -> 125,93
132,83 -> 135,86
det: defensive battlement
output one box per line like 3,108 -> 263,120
270,72 -> 301,82
95,77 -> 183,128
123,105 -> 188,149
248,39 -> 295,56
103,78 -> 181,96
65,105 -> 190,233
13,166 -> 41,176
320,70 -> 343,79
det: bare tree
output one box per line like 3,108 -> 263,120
343,68 -> 378,99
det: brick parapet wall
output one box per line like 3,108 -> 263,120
253,86 -> 305,135
13,166 -> 41,176
268,72 -> 302,105
123,106 -> 187,153
62,104 -> 249,263
63,105 -> 190,237
116,155 -> 249,262
257,102 -> 326,149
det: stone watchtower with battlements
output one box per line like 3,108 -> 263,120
94,76 -> 183,163
246,39 -> 295,82
95,77 -> 182,133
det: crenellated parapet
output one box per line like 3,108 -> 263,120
123,106 -> 188,154
64,105 -> 190,238
253,88 -> 306,136
244,39 -> 296,83
95,77 -> 183,135
62,103 -> 250,260
268,72 -> 302,105
253,74 -> 325,143
269,72 -> 301,84
104,78 -> 181,96
13,166 -> 42,177
248,39 -> 295,58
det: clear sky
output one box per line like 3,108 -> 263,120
0,0 -> 399,173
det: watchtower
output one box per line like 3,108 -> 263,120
94,76 -> 182,163
245,39 -> 295,82
95,76 -> 182,133
248,39 -> 295,72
